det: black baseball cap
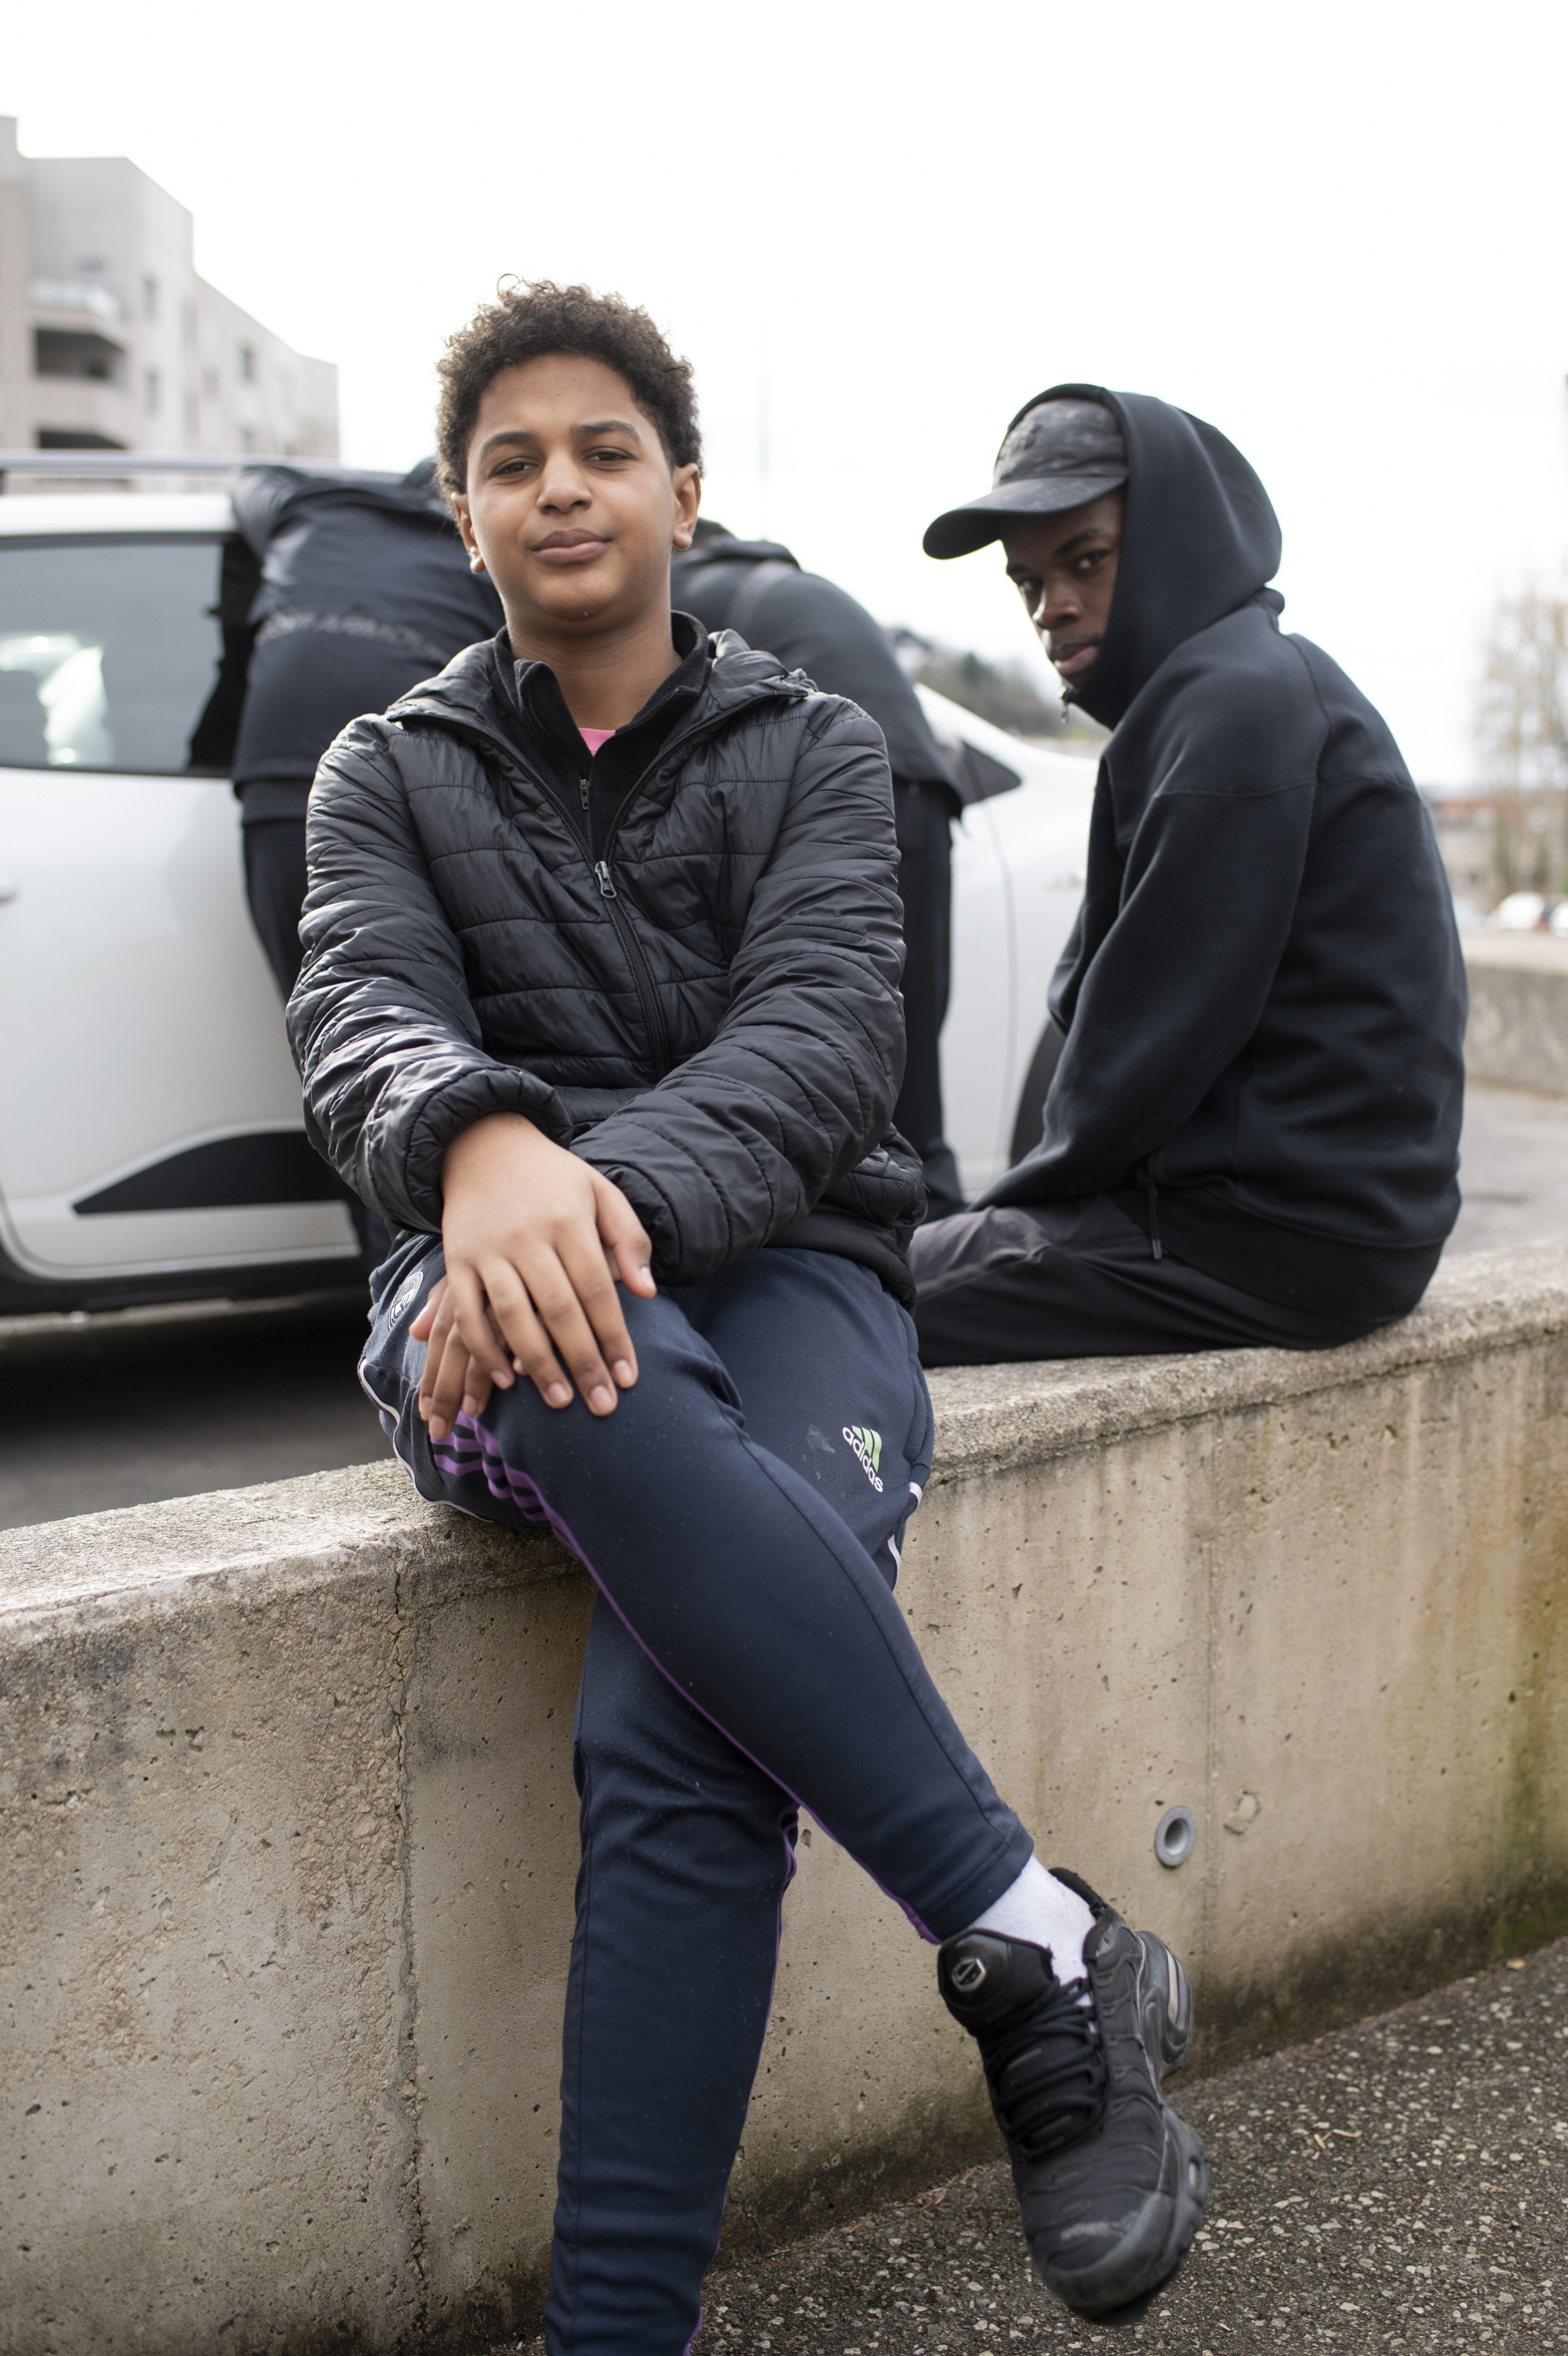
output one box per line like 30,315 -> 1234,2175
924,394 -> 1127,561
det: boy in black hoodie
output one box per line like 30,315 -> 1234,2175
290,292 -> 1209,2350
913,389 -> 1466,1362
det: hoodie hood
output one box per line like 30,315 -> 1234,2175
1038,386 -> 1283,730
676,537 -> 798,570
231,457 -> 458,561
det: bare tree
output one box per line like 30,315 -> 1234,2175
1475,582 -> 1568,896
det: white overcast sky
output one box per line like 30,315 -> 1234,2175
6,0 -> 1566,783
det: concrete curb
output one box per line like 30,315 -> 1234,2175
4,1244 -> 1566,2353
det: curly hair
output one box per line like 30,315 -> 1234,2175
435,279 -> 701,497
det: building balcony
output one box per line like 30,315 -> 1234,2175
26,375 -> 138,450
28,277 -> 125,325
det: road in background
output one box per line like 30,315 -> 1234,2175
2,1082 -> 1564,1533
0,1288 -> 387,1532
1448,1082 -> 1568,1259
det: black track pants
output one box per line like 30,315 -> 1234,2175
360,1241 -> 1031,2356
911,1195 -> 1382,1364
240,815 -> 390,1270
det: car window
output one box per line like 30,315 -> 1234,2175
0,534 -> 258,776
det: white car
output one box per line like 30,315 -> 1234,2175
918,685 -> 1094,1197
0,470 -> 1093,1313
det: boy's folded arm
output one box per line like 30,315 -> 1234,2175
576,702 -> 909,1282
286,722 -> 571,1232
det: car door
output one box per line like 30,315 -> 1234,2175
0,515 -> 357,1290
919,685 -> 1096,1198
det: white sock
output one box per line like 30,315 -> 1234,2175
968,1857 -> 1096,1985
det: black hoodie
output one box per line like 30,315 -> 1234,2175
979,388 -> 1465,1324
670,538 -> 958,798
229,460 -> 504,810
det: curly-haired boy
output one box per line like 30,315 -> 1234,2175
288,281 -> 1209,2353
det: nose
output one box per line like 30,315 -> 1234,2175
1034,573 -> 1080,633
538,453 -> 591,514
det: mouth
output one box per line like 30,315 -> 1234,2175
1049,638 -> 1100,682
533,531 -> 610,565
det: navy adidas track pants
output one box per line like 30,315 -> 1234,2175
361,1240 -> 1030,2356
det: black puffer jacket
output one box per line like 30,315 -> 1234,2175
287,630 -> 926,1301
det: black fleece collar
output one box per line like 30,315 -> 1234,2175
493,607 -> 709,735
385,616 -> 805,764
486,610 -> 711,855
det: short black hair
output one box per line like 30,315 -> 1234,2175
436,279 -> 701,497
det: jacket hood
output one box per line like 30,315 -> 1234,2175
385,623 -> 806,743
1043,386 -> 1282,729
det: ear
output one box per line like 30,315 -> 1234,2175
451,491 -> 486,574
670,464 -> 701,553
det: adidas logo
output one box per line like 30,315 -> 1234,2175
843,1425 -> 884,1492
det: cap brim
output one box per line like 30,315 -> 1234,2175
923,470 -> 1127,560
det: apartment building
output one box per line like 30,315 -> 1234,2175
0,117 -> 337,465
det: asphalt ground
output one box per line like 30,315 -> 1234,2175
492,1935 -> 1567,2356
0,1285 -> 386,1530
2,1082 -> 1564,1531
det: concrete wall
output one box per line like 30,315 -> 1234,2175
3,1244 -> 1566,2354
1464,932 -> 1568,1096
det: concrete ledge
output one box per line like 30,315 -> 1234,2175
4,1245 -> 1567,2353
1464,931 -> 1568,1095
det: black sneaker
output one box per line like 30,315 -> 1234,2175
938,1869 -> 1208,2319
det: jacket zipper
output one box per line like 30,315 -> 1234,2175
454,681 -> 798,1087
592,856 -> 673,1077
580,704 -> 764,1084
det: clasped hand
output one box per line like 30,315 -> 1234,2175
412,1113 -> 655,1438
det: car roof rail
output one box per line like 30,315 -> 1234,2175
0,451 -> 402,489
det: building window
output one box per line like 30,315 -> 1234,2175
239,424 -> 256,453
201,367 -> 219,402
143,274 -> 160,323
145,368 -> 161,416
237,343 -> 256,384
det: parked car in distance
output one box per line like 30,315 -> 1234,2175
1491,891 -> 1560,933
0,474 -> 1094,1312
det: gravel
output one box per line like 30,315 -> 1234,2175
497,1933 -> 1568,2353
